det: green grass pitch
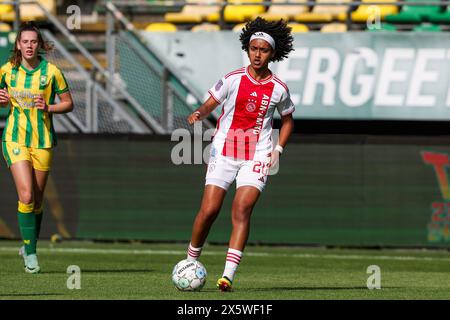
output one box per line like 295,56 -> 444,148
0,240 -> 449,300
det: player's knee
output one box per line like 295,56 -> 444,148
18,190 -> 33,205
232,207 -> 252,225
198,206 -> 220,222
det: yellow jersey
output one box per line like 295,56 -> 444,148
0,58 -> 69,148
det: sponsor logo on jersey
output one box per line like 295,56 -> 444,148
215,80 -> 223,91
253,94 -> 271,135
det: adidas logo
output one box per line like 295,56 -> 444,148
258,176 -> 265,183
250,91 -> 258,97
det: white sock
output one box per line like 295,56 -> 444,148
187,242 -> 202,261
222,248 -> 243,282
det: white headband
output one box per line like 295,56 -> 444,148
250,32 -> 275,49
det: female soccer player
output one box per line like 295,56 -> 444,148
0,22 -> 73,273
185,17 -> 295,291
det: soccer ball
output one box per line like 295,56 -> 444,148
172,259 -> 207,291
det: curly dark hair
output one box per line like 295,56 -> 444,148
240,17 -> 294,62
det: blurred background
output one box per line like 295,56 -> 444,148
0,0 -> 449,248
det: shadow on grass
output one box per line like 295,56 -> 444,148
244,286 -> 400,292
0,293 -> 64,297
41,269 -> 153,274
168,286 -> 400,294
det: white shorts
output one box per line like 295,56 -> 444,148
205,152 -> 271,192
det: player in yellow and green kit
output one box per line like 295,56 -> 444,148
0,22 -> 73,273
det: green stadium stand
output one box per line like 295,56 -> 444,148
367,22 -> 398,31
413,23 -> 442,32
429,6 -> 450,23
385,0 -> 442,23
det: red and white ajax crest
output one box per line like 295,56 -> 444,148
246,102 -> 256,112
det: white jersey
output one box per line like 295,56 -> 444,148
208,66 -> 295,160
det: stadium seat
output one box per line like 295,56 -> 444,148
385,0 -> 442,23
0,0 -> 56,22
413,23 -> 442,32
0,22 -> 11,32
288,23 -> 309,32
366,22 -> 398,31
429,6 -> 450,23
0,4 -> 13,15
191,23 -> 221,32
296,0 -> 350,23
224,0 -> 266,23
320,23 -> 348,33
256,0 -> 308,22
337,0 -> 398,23
145,22 -> 178,32
164,0 -> 223,24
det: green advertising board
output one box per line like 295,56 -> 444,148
0,137 -> 448,248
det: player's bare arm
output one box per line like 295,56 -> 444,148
271,113 -> 294,168
187,96 -> 219,124
34,91 -> 74,113
277,113 -> 294,149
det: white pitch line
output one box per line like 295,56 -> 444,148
0,247 -> 449,262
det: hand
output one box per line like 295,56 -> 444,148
187,111 -> 201,125
268,149 -> 281,175
34,95 -> 48,111
0,88 -> 10,105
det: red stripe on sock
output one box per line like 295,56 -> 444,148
227,252 -> 241,260
226,257 -> 240,264
188,251 -> 200,257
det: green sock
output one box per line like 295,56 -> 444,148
17,201 -> 36,255
35,208 -> 43,240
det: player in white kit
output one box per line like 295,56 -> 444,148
185,17 -> 295,291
